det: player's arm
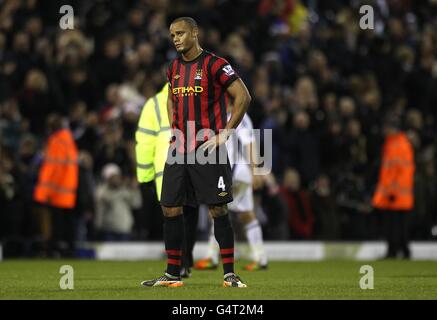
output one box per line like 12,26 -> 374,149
245,139 -> 258,171
239,117 -> 263,189
248,140 -> 264,190
202,78 -> 251,151
224,79 -> 252,133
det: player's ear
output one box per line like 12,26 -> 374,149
192,26 -> 199,39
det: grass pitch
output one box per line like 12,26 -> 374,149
0,259 -> 437,300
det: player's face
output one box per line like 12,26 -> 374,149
169,21 -> 198,54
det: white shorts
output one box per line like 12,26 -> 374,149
228,181 -> 254,212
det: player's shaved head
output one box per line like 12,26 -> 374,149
169,16 -> 200,55
171,17 -> 198,29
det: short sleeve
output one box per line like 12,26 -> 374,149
214,57 -> 239,89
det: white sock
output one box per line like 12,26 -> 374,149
205,221 -> 219,264
244,219 -> 268,266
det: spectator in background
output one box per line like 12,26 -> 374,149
411,147 -> 436,240
321,92 -> 338,123
75,151 -> 96,242
280,168 -> 314,239
0,99 -> 23,153
75,111 -> 100,155
33,114 -> 79,257
258,172 -> 289,240
372,116 -> 415,259
249,68 -> 270,129
338,97 -> 356,123
15,134 -> 40,254
16,69 -> 53,136
294,76 -> 318,113
94,38 -> 126,93
0,150 -> 18,241
287,110 -> 319,186
0,159 -> 8,238
358,87 -> 383,160
260,107 -> 288,176
98,84 -> 123,123
95,163 -> 142,241
69,101 -> 88,139
335,170 -> 373,240
93,121 -> 133,176
320,118 -> 348,176
345,118 -> 368,174
310,175 -> 340,240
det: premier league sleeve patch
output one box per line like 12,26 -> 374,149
222,65 -> 235,76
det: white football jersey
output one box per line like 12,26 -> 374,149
226,113 -> 254,184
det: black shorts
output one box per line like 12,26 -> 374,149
161,148 -> 233,207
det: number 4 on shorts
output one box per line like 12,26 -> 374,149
218,176 -> 226,191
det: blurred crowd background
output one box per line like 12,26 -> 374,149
1,0 -> 437,257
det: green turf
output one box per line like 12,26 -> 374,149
0,259 -> 437,299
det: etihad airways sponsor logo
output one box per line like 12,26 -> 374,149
173,86 -> 204,96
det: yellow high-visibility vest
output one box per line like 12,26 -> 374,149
135,84 -> 170,200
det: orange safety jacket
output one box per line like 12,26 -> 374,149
372,132 -> 415,211
34,128 -> 79,209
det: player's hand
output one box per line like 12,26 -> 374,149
201,130 -> 230,153
252,174 -> 264,190
232,181 -> 244,195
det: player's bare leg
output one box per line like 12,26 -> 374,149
141,206 -> 184,287
193,221 -> 220,270
209,205 -> 247,288
238,211 -> 268,271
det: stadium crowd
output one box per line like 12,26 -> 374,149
1,0 -> 437,256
